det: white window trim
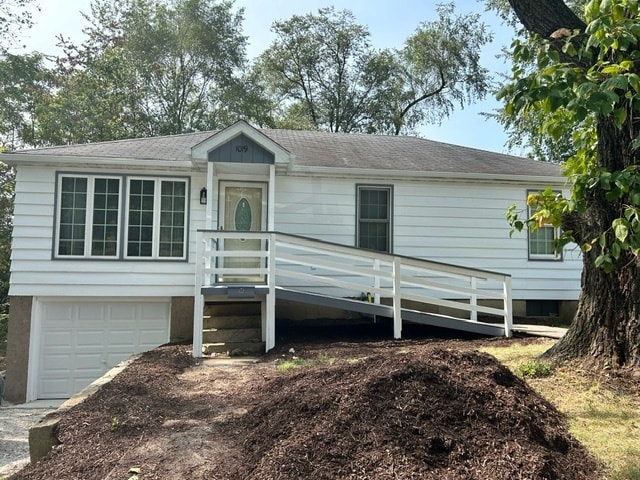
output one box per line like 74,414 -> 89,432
55,174 -> 123,259
356,184 -> 393,253
123,177 -> 189,260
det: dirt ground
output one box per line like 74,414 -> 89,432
9,323 -> 602,480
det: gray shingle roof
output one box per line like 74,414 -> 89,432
8,128 -> 561,177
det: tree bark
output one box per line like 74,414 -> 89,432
508,0 -> 640,367
507,0 -> 586,37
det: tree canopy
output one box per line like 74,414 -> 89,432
0,0 -> 39,53
28,0 -> 248,144
255,4 -> 493,134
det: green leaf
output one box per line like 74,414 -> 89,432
611,241 -> 621,259
603,75 -> 629,90
598,232 -> 607,248
586,91 -> 617,114
613,106 -> 627,126
613,218 -> 629,242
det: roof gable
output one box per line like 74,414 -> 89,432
208,133 -> 274,164
190,121 -> 290,166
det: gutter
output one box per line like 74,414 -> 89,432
1,153 -> 198,172
283,165 -> 568,186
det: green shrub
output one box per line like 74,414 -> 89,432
518,360 -> 555,378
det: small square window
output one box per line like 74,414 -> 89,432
527,191 -> 562,261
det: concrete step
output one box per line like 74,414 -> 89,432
203,302 -> 261,317
202,327 -> 261,343
203,315 -> 261,330
203,341 -> 265,356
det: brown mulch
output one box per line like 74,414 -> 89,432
10,324 -> 602,480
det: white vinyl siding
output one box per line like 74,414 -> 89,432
9,165 -> 581,302
273,175 -> 581,301
10,167 -> 205,298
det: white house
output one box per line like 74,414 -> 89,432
2,121 -> 581,402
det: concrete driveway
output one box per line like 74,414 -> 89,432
0,400 -> 63,478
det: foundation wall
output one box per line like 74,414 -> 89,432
5,296 -> 33,404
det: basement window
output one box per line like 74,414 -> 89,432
526,300 -> 559,317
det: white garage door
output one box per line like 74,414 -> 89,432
37,300 -> 170,399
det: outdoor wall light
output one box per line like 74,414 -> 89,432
199,187 -> 207,205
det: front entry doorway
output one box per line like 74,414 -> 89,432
218,181 -> 267,283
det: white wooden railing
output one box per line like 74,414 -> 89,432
193,231 -> 513,354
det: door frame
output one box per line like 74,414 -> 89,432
216,181 -> 269,283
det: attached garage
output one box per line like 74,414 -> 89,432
32,299 -> 170,399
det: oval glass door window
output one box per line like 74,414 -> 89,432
234,198 -> 252,231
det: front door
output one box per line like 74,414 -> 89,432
218,181 -> 267,283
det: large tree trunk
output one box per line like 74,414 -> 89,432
545,248 -> 640,367
547,115 -> 640,367
508,0 -> 640,367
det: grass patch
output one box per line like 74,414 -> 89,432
275,353 -> 333,372
481,340 -> 640,480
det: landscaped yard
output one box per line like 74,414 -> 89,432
5,323 -> 640,480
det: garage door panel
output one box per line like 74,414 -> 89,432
43,330 -> 75,347
40,379 -> 72,399
140,330 -> 168,345
41,353 -> 74,370
107,331 -> 137,347
76,330 -> 107,346
109,303 -> 138,320
105,352 -> 134,366
75,352 -> 104,368
77,303 -> 105,319
38,300 -> 170,399
43,304 -> 75,321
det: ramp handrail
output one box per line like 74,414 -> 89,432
194,230 -> 513,335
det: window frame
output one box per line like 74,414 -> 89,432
55,174 -> 123,259
124,177 -> 189,260
527,190 -> 562,261
53,172 -> 189,261
356,184 -> 393,253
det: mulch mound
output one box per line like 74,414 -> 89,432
10,339 -> 601,480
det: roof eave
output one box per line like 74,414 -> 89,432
285,165 -> 567,185
2,153 -> 197,172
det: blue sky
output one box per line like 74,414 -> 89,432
18,0 -> 516,154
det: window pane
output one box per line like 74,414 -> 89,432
91,178 -> 120,256
360,189 -> 389,220
58,176 -> 88,256
127,180 -> 155,257
359,222 -> 388,252
529,226 -> 555,255
159,180 -> 186,257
